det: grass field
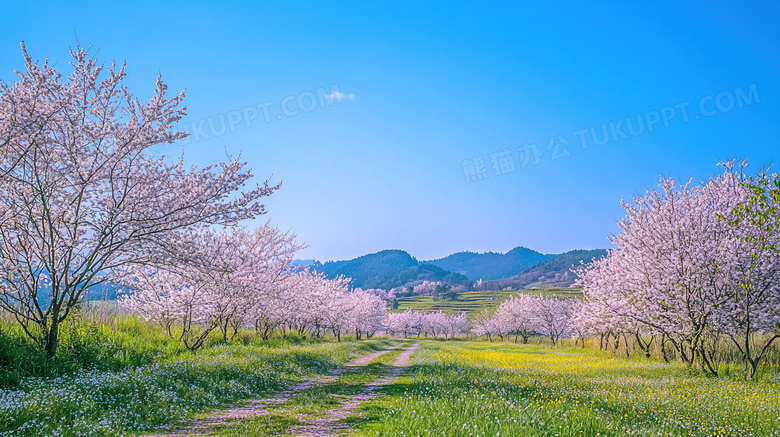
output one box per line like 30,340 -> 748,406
0,314 -> 397,437
0,339 -> 399,436
1,315 -> 777,436
394,287 -> 582,316
176,340 -> 779,437
0,332 -> 780,437
350,341 -> 779,437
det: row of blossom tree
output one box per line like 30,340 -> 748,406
574,162 -> 779,380
472,295 -> 575,345
124,160 -> 777,382
118,227 -> 389,349
465,162 -> 779,380
0,44 -> 396,355
386,310 -> 469,338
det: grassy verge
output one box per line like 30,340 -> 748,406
350,341 -> 780,437
0,316 -> 188,389
0,339 -> 394,437
0,313 -> 364,390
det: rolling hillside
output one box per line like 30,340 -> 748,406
316,249 -> 469,290
484,249 -> 608,290
422,246 -> 552,281
311,247 -> 608,290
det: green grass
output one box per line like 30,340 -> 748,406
207,345 -> 409,436
0,309 -> 398,437
3,321 -> 778,437
0,339 -> 395,436
0,315 -> 187,389
0,311 -> 356,390
394,287 -> 582,316
349,341 -> 780,437
207,412 -> 303,436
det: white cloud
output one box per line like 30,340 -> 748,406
324,91 -> 355,102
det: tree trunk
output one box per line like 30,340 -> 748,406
623,333 -> 631,358
746,358 -> 758,381
222,320 -> 229,343
660,334 -> 670,363
43,318 -> 59,357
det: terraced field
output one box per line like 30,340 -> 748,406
394,287 -> 582,316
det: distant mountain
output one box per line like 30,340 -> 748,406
423,246 -> 552,281
301,247 -> 609,291
316,249 -> 469,290
484,249 -> 608,289
291,259 -> 316,267
30,280 -> 127,309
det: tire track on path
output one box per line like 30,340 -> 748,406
290,342 -> 421,437
142,343 -> 405,437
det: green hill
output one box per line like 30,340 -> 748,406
317,249 -> 469,289
422,246 -> 552,281
313,247 -> 608,290
484,249 -> 608,290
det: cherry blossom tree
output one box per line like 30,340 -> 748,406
0,44 -> 275,355
202,225 -> 301,342
357,288 -> 394,301
311,274 -> 353,341
119,267 -> 221,351
385,312 -> 403,337
472,308 -> 499,342
119,268 -> 204,340
578,173 -> 735,372
576,162 -> 780,379
573,252 -> 659,356
118,225 -> 300,349
281,269 -> 329,338
386,310 -> 466,339
492,294 -> 538,344
420,312 -> 448,338
413,280 -> 441,296
386,310 -> 422,338
717,166 -> 780,378
348,288 -> 387,339
443,312 -> 469,338
478,294 -> 577,345
531,296 -> 575,346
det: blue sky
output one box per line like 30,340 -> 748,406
1,1 -> 778,261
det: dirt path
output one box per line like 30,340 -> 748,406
142,344 -> 405,437
289,342 -> 421,437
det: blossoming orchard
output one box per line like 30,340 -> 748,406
1,33 -> 779,437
